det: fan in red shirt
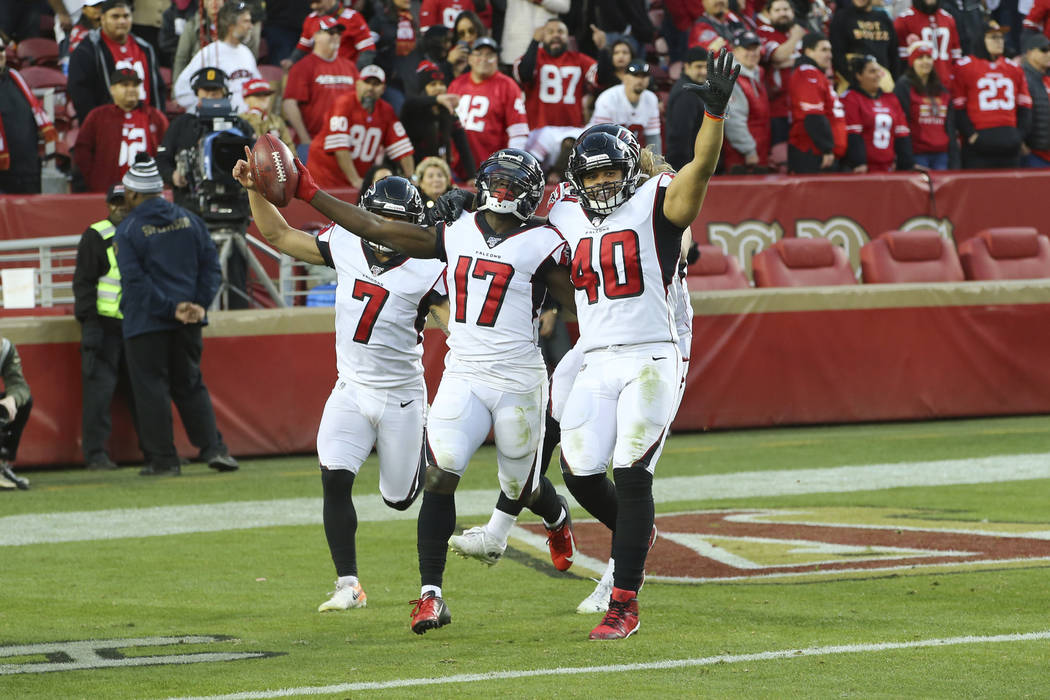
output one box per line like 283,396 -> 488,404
282,17 -> 358,146
952,21 -> 1032,168
894,0 -> 962,87
291,0 -> 376,69
893,41 -> 957,170
757,0 -> 808,146
448,38 -> 528,178
1024,0 -> 1050,40
688,0 -> 747,53
841,55 -> 913,172
74,69 -> 168,193
514,19 -> 597,167
787,34 -> 846,173
307,65 -> 415,189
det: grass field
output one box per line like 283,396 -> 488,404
3,415 -> 1050,698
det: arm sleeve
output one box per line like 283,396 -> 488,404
505,87 -> 529,149
72,228 -> 105,323
194,218 -> 223,306
1017,106 -> 1032,137
595,50 -> 616,89
846,133 -> 867,166
67,44 -> 99,122
0,342 -> 32,407
804,114 -> 835,153
515,40 -> 540,85
893,79 -> 911,120
724,84 -> 756,155
946,102 -> 961,169
155,118 -> 181,184
895,135 -> 915,170
885,20 -> 901,77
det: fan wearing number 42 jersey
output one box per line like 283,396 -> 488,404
278,145 -> 578,636
231,158 -> 448,615
553,49 -> 739,641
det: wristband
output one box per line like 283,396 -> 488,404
704,110 -> 725,122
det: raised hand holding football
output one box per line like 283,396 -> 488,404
250,134 -> 299,207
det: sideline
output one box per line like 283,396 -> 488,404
3,452 -> 1050,547
167,630 -> 1050,699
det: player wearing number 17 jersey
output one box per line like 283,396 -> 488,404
549,49 -> 740,641
233,169 -> 447,616
283,147 -> 578,636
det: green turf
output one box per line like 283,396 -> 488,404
2,414 -> 1049,698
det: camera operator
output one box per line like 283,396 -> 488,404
0,336 -> 33,490
156,66 -> 255,308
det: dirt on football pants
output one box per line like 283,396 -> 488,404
316,379 -> 427,507
559,341 -> 681,476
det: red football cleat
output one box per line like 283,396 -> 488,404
410,592 -> 451,635
589,587 -> 639,640
546,495 -> 577,571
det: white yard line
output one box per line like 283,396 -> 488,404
4,452 -> 1050,547
166,630 -> 1050,699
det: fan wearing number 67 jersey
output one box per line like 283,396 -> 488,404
270,146 -> 578,636
550,49 -> 740,641
231,160 -> 448,614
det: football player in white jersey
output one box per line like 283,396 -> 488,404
230,163 -> 449,614
282,147 -> 578,636
550,49 -> 739,640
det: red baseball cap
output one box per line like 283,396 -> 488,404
318,16 -> 345,33
242,79 -> 275,97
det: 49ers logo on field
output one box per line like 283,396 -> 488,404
524,507 -> 1050,583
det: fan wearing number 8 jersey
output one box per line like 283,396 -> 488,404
235,169 -> 447,614
841,56 -> 914,172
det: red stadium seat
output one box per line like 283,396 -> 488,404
752,237 -> 856,287
860,229 -> 964,283
19,65 -> 67,92
958,228 -> 1050,281
16,38 -> 60,68
684,244 -> 750,290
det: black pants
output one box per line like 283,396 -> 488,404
124,326 -> 225,469
963,127 -> 1022,169
81,321 -> 143,462
0,393 -> 33,463
788,145 -> 826,174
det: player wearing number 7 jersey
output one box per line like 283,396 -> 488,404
549,48 -> 739,640
230,163 -> 448,615
281,146 -> 578,636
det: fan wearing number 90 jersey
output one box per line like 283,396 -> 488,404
308,82 -> 415,188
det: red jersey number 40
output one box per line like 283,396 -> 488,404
570,230 -> 644,304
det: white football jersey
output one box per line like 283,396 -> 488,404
548,173 -> 682,352
437,211 -> 568,366
588,85 -> 662,147
316,224 -> 447,389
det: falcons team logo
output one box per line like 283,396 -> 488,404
370,265 -> 384,276
485,236 -> 501,248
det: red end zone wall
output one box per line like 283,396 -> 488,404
5,282 -> 1050,466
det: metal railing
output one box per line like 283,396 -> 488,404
0,233 -> 336,310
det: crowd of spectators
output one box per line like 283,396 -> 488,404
1,0 -> 1049,197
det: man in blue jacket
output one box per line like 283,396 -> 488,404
115,154 -> 239,477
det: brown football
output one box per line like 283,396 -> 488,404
250,133 -> 299,207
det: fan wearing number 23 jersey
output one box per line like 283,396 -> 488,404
952,55 -> 1031,131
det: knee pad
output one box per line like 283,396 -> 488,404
493,405 -> 539,460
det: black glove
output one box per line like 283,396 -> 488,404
683,48 -> 741,119
431,188 -> 475,225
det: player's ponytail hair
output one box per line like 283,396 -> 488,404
639,147 -> 676,181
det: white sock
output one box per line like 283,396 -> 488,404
336,575 -> 359,588
421,585 -> 442,599
602,558 -> 615,581
486,509 -> 517,544
543,507 -> 567,530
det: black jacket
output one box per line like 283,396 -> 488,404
0,69 -> 41,179
1023,60 -> 1050,153
829,5 -> 900,80
399,96 -> 476,175
666,74 -> 706,171
68,28 -> 166,123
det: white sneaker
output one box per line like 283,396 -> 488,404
0,473 -> 15,490
448,526 -> 506,566
318,579 -> 367,612
577,559 -> 615,614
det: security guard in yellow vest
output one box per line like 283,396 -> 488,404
72,183 -> 144,470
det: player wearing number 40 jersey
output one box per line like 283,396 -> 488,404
277,145 -> 579,636
231,160 -> 448,616
552,50 -> 739,641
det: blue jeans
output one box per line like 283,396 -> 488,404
913,152 -> 948,170
1022,152 -> 1050,168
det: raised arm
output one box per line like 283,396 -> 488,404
662,49 -> 740,229
293,156 -> 442,259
